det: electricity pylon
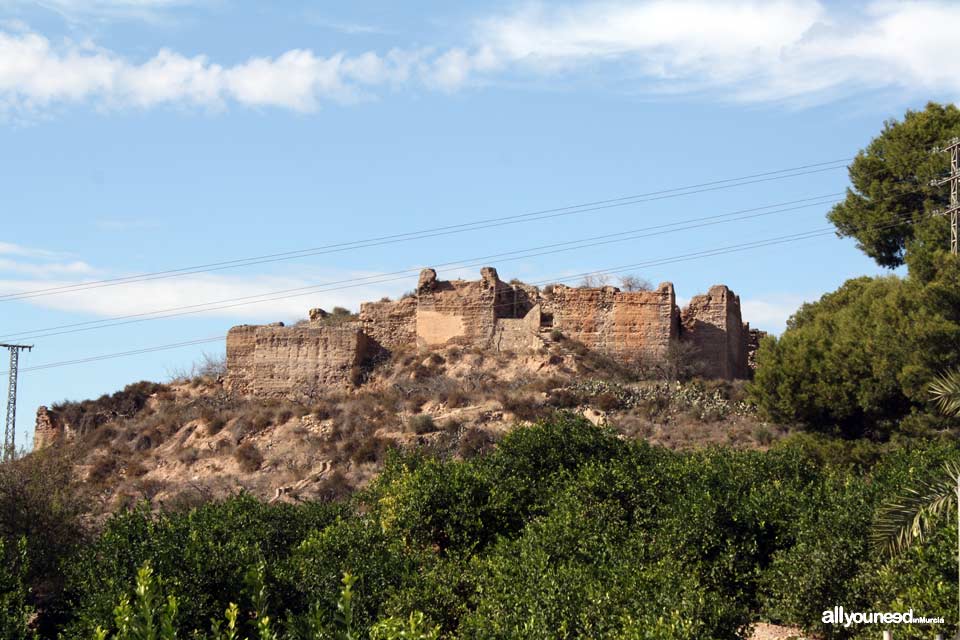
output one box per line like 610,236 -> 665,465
931,137 -> 960,255
2,343 -> 32,462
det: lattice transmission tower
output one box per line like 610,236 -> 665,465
2,343 -> 32,462
931,136 -> 960,255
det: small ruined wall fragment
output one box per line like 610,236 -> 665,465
359,296 -> 417,355
680,285 -> 748,379
34,405 -> 70,450
547,282 -> 679,364
494,305 -> 543,352
745,327 -> 767,373
226,323 -> 368,396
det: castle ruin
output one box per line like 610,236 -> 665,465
224,267 -> 763,397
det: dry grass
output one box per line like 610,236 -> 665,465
458,428 -> 499,458
234,442 -> 263,472
49,342 -> 786,516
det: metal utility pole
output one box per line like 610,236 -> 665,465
931,136 -> 960,255
2,343 -> 32,462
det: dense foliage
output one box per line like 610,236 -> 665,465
751,102 -> 960,434
750,261 -> 960,435
3,415 -> 960,639
828,101 -> 960,279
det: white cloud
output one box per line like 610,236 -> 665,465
0,270 -> 406,325
4,1 -> 960,114
0,240 -> 67,258
0,30 -> 425,113
305,16 -> 390,36
0,17 -> 30,32
0,242 -> 408,324
94,216 -> 161,231
469,0 -> 960,104
476,1 -> 821,72
741,295 -> 809,334
0,257 -> 94,276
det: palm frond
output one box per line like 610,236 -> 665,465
871,462 -> 960,556
929,368 -> 960,417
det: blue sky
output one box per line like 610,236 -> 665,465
1,0 -> 957,450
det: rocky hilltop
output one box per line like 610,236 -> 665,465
32,267 -> 777,513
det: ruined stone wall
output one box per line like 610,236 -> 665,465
33,405 -> 70,450
415,267 -> 514,348
226,323 -> 369,396
225,325 -> 258,395
680,285 -> 747,379
359,296 -> 417,354
493,305 -> 543,352
545,282 -> 680,364
225,267 -> 757,397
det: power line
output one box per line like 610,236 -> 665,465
1,193 -> 842,342
3,211 -> 919,377
0,159 -> 851,303
5,179 -> 925,343
13,337 -> 220,374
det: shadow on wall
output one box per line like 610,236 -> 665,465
223,267 -> 763,397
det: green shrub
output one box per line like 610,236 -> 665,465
0,538 -> 37,640
25,415 -> 960,639
60,496 -> 343,639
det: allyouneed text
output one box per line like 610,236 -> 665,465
822,606 -> 945,628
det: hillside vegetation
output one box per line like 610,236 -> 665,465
7,104 -> 960,639
3,415 -> 958,639
38,336 -> 775,514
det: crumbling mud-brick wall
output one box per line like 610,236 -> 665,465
225,323 -> 369,396
493,305 -> 543,352
545,282 -> 680,365
359,296 -> 417,355
680,285 -> 748,379
225,324 -> 258,395
415,267 -> 530,348
224,266 -> 758,398
33,405 -> 72,450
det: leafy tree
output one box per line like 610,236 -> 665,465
828,102 -> 960,280
61,495 -> 343,639
30,417 -> 960,638
870,462 -> 960,639
750,276 -> 951,434
0,446 -> 89,636
867,379 -> 960,639
0,537 -> 37,640
0,447 -> 88,579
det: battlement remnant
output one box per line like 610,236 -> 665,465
222,267 -> 764,397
